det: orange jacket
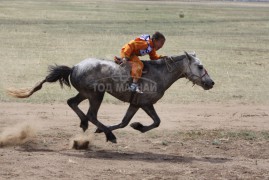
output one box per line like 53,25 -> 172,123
121,37 -> 162,60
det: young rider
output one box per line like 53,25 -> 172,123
120,32 -> 166,93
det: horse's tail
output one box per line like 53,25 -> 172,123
7,65 -> 72,98
46,65 -> 72,88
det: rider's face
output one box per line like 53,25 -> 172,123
153,38 -> 165,51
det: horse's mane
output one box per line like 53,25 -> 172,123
98,54 -> 186,69
141,54 -> 186,66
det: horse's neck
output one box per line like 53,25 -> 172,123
160,58 -> 186,91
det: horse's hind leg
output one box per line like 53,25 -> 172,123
86,91 -> 117,143
67,93 -> 88,131
130,104 -> 160,133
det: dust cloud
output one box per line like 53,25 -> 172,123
70,131 -> 93,150
0,121 -> 37,147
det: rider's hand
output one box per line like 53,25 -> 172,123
161,56 -> 169,60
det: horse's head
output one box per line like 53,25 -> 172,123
184,51 -> 214,90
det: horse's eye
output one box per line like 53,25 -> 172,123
198,65 -> 203,70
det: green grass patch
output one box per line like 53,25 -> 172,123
146,129 -> 269,141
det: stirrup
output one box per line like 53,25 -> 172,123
135,87 -> 143,94
129,83 -> 143,94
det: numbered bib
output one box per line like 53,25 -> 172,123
139,34 -> 150,41
138,34 -> 152,56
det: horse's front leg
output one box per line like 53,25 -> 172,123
130,104 -> 160,133
87,111 -> 117,143
95,104 -> 139,133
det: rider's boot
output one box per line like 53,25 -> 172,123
129,82 -> 143,94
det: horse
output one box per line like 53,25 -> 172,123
8,51 -> 214,143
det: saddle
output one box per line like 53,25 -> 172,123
114,56 -> 148,74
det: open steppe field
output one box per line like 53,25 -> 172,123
0,0 -> 268,179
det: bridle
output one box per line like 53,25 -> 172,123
185,58 -> 210,87
186,63 -> 208,80
164,56 -> 208,85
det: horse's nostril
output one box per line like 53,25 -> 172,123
212,81 -> 215,86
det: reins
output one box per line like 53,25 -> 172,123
164,56 -> 179,73
164,56 -> 187,78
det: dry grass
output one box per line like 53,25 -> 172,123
0,0 -> 268,104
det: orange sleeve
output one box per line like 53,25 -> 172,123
149,49 -> 162,60
122,39 -> 159,58
134,39 -> 148,53
121,40 -> 136,58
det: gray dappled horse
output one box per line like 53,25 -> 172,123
8,52 -> 214,143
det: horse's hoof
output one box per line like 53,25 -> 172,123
106,132 -> 117,143
130,122 -> 144,133
95,128 -> 103,133
80,121 -> 88,132
108,138 -> 117,144
81,126 -> 88,132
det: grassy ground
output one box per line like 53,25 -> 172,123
0,0 -> 268,104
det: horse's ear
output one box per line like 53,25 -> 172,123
184,51 -> 192,62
